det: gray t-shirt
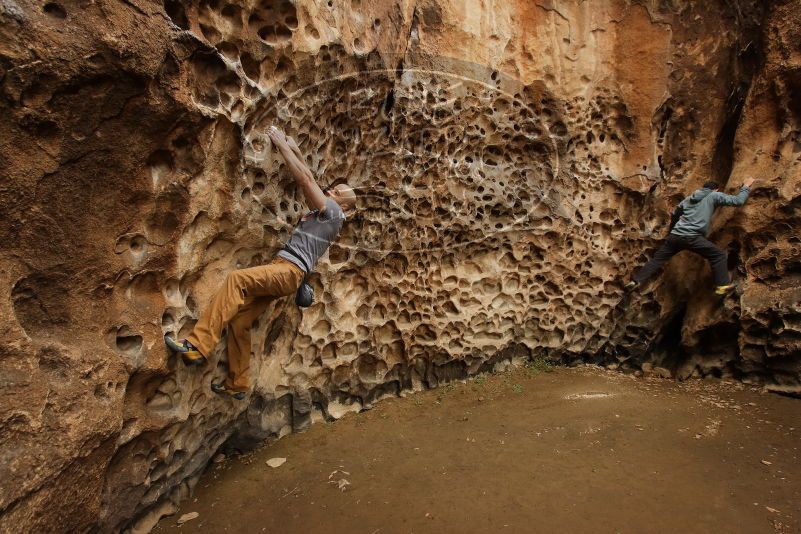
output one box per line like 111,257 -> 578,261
277,198 -> 345,272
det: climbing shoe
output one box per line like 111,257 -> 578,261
164,335 -> 205,366
624,280 -> 639,292
211,382 -> 247,400
714,284 -> 736,296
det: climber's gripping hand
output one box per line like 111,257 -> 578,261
267,125 -> 287,148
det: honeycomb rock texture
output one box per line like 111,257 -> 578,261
1,0 -> 799,531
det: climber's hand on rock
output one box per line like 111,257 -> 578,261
743,177 -> 755,189
267,126 -> 287,147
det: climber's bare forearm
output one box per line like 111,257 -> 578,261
267,127 -> 327,211
281,135 -> 314,184
277,131 -> 315,183
285,134 -> 305,162
281,145 -> 327,209
278,143 -> 311,182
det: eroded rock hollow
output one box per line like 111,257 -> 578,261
1,0 -> 799,531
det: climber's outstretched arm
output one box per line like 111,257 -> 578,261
267,126 -> 327,211
713,177 -> 756,207
285,134 -> 306,163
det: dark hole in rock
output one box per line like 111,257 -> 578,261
163,0 -> 189,29
383,89 -> 395,114
116,333 -> 143,354
200,23 -> 222,43
218,42 -> 239,60
239,52 -> 261,82
35,120 -> 60,139
43,2 -> 66,18
221,3 -> 239,19
727,241 -> 741,272
650,303 -> 687,370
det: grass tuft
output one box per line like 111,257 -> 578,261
525,356 -> 554,377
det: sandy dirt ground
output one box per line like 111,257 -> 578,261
155,365 -> 800,534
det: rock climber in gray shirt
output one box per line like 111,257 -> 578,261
277,197 -> 346,272
165,126 -> 356,399
624,177 -> 755,296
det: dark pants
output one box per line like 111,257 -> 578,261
633,234 -> 729,286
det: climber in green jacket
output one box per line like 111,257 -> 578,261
624,177 -> 755,295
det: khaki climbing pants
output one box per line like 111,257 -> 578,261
188,257 -> 304,391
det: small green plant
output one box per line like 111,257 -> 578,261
525,356 -> 554,376
512,383 -> 524,394
474,374 -> 486,385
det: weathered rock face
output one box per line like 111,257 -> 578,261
1,0 -> 799,531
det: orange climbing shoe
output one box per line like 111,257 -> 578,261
164,335 -> 205,366
714,284 -> 736,296
211,382 -> 247,400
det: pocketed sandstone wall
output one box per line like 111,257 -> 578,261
1,0 -> 798,532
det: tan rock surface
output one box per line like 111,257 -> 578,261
0,0 -> 798,532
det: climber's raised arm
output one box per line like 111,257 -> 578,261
712,177 -> 755,207
267,126 -> 327,212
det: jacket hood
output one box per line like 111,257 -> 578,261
688,188 -> 714,203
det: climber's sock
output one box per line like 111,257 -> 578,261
164,335 -> 206,366
211,381 -> 247,400
714,284 -> 736,296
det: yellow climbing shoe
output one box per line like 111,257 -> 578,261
164,335 -> 206,366
714,284 -> 736,296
